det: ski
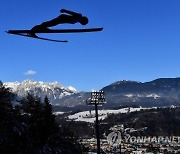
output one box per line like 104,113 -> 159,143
7,27 -> 103,34
7,32 -> 68,43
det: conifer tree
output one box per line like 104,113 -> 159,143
42,96 -> 57,140
0,81 -> 14,120
0,81 -> 20,154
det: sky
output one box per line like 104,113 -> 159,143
1,0 -> 180,91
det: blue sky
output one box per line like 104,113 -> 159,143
1,0 -> 180,91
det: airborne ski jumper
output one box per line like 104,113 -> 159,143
30,9 -> 89,37
7,9 -> 103,42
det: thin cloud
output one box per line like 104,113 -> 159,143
24,70 -> 37,75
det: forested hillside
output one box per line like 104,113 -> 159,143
0,81 -> 84,154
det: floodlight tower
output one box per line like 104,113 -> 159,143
87,90 -> 106,154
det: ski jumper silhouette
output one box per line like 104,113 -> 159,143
7,8 -> 103,42
30,9 -> 89,37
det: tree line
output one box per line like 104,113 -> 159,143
0,81 -> 84,154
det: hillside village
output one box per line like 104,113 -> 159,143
55,106 -> 180,153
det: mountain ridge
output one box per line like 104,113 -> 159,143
4,79 -> 77,104
4,77 -> 180,109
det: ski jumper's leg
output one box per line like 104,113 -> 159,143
31,14 -> 73,33
40,15 -> 62,28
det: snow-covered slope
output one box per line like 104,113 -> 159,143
4,80 -> 77,104
67,107 -> 149,123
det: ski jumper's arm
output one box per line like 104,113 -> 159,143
60,9 -> 82,17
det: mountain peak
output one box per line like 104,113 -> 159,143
4,80 -> 77,104
110,80 -> 140,86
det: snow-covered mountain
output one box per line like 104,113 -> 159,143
101,78 -> 180,107
53,77 -> 180,109
4,77 -> 180,109
4,80 -> 77,104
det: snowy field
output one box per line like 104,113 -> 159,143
54,106 -> 177,123
67,107 -> 150,123
53,111 -> 64,115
